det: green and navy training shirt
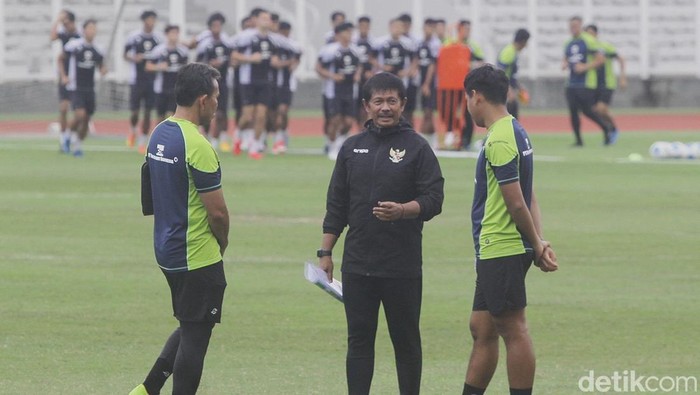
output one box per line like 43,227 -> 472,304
564,32 -> 601,89
472,115 -> 534,260
497,43 -> 519,87
147,117 -> 223,273
597,41 -> 618,90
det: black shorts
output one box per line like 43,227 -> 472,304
163,261 -> 227,323
276,87 -> 293,107
156,92 -> 177,117
217,84 -> 229,112
566,87 -> 597,110
473,252 -> 533,316
328,94 -> 356,117
595,88 -> 614,105
240,82 -> 273,107
58,82 -> 70,101
405,84 -> 418,114
129,82 -> 156,111
71,90 -> 96,116
421,85 -> 436,110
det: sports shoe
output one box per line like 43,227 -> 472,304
72,150 -> 84,158
232,140 -> 242,155
126,132 -> 136,148
220,141 -> 232,152
444,131 -> 456,148
272,141 -> 287,155
248,151 -> 263,160
60,136 -> 71,154
128,384 -> 149,395
609,129 -> 619,145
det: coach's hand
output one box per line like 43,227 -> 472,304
319,256 -> 334,283
373,201 -> 404,222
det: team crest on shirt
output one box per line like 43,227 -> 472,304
389,148 -> 406,163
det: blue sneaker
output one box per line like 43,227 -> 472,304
72,150 -> 84,158
60,137 -> 71,154
609,129 -> 619,144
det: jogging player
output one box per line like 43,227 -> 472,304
324,11 -> 346,44
375,19 -> 417,122
586,24 -> 626,144
497,28 -> 531,119
124,10 -> 162,153
316,22 -> 362,161
50,9 -> 81,153
462,65 -> 558,395
130,63 -> 229,395
319,72 -> 444,395
146,25 -> 188,123
562,16 -> 611,146
231,9 -> 280,159
271,21 -> 301,154
417,18 -> 439,146
353,15 -> 377,126
59,20 -> 106,157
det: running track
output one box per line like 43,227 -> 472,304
0,112 -> 698,136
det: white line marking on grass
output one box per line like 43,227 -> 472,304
614,158 -> 700,166
286,148 -> 565,162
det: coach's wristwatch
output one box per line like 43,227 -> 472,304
317,249 -> 332,258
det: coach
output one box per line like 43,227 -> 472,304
131,63 -> 229,395
319,72 -> 444,395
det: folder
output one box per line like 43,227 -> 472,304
304,262 -> 343,303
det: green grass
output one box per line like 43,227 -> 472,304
0,131 -> 699,394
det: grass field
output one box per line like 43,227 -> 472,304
1,130 -> 699,394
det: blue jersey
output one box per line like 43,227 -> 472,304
147,117 -> 223,272
564,32 -> 601,89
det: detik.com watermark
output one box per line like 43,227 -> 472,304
578,370 -> 698,393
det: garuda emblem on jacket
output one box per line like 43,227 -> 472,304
389,147 -> 406,163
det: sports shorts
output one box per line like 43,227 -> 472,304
473,252 -> 533,316
71,90 -> 96,116
595,88 -> 614,105
328,93 -> 356,118
240,82 -> 273,107
163,261 -> 227,323
129,81 -> 156,111
275,87 -> 293,107
58,82 -> 70,101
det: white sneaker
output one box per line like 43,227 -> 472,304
444,131 -> 455,148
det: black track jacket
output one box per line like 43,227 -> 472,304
323,119 -> 445,278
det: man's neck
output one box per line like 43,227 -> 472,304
172,107 -> 199,126
483,106 -> 510,130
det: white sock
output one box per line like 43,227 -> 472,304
71,132 -> 82,151
61,129 -> 71,142
275,130 -> 285,143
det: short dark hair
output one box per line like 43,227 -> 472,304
279,21 -> 292,31
397,13 -> 412,24
207,12 -> 226,27
570,15 -> 583,22
141,10 -> 157,21
458,19 -> 471,28
358,16 -> 371,24
463,64 -> 509,105
250,8 -> 267,17
164,24 -> 179,34
83,19 -> 97,29
240,16 -> 251,29
585,24 -> 598,33
514,28 -> 530,43
271,13 -> 280,22
335,22 -> 354,34
63,10 -> 76,22
331,11 -> 345,22
175,63 -> 222,106
362,72 -> 406,102
424,18 -> 436,25
435,18 -> 446,24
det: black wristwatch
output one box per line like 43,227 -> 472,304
317,249 -> 332,258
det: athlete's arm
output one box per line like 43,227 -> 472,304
199,188 -> 229,256
422,63 -> 435,96
315,60 -> 335,80
530,189 -> 543,238
58,52 -> 68,84
50,12 -> 63,41
231,50 -> 262,64
145,59 -> 164,72
500,181 -> 556,270
617,54 -> 627,89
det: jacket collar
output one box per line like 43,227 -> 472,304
364,117 -> 413,137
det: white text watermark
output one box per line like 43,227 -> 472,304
578,370 -> 698,393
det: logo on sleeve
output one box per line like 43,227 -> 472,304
389,148 -> 406,163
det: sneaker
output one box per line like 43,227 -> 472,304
232,140 -> 242,156
220,141 -> 232,152
72,150 -> 84,158
248,151 -> 263,160
609,129 -> 619,145
272,141 -> 287,155
126,132 -> 136,148
60,136 -> 71,154
444,131 -> 455,148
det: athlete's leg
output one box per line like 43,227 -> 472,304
172,321 -> 215,395
579,90 -> 611,144
382,277 -> 423,395
142,327 -> 181,394
464,310 -> 500,393
492,308 -> 535,392
566,87 -> 583,145
343,273 -> 381,395
59,99 -> 70,132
